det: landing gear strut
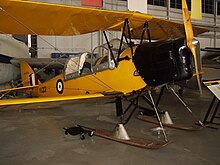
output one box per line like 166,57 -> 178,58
115,87 -> 168,142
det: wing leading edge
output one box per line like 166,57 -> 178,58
0,0 -> 208,40
0,93 -> 106,106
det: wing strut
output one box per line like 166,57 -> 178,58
103,31 -> 118,67
140,22 -> 151,44
118,19 -> 128,57
117,19 -> 134,61
126,20 -> 134,56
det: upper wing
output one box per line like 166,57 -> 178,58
0,0 -> 131,36
0,0 -> 208,40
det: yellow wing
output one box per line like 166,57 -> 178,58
0,0 -> 208,40
0,92 -> 123,107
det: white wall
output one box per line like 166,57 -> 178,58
128,0 -> 147,13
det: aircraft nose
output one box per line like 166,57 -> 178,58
133,38 -> 193,87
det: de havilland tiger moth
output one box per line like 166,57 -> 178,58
0,0 -> 209,149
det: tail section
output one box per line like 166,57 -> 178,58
20,61 -> 41,86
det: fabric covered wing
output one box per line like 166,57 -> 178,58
0,93 -> 107,106
0,0 -> 131,36
0,0 -> 208,40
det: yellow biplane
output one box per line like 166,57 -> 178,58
0,0 -> 208,147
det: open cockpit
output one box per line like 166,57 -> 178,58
64,39 -> 128,81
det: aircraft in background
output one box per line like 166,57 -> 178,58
0,0 -> 208,147
0,34 -> 29,88
201,47 -> 220,69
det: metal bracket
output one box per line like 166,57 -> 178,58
115,88 -> 145,125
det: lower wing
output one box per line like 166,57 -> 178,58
0,91 -> 123,111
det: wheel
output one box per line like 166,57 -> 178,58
80,134 -> 85,140
89,131 -> 94,137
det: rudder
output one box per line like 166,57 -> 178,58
20,61 -> 41,86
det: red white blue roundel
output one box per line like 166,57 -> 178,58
56,79 -> 64,94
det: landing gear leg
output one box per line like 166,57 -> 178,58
148,90 -> 168,142
116,88 -> 145,125
167,85 -> 204,127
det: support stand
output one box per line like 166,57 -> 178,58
115,87 -> 168,142
201,96 -> 220,129
116,88 -> 145,125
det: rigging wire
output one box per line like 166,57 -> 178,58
0,6 -> 116,98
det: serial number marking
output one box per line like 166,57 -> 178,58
39,86 -> 47,93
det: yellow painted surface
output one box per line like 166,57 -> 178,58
182,0 -> 202,95
0,0 -> 208,40
203,80 -> 220,85
0,93 -> 104,106
37,47 -> 146,97
19,61 -> 39,96
192,72 -> 204,76
202,67 -> 217,71
0,85 -> 38,93
21,61 -> 34,86
191,0 -> 202,20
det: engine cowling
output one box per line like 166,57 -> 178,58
133,38 -> 193,87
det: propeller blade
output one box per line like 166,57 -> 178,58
182,0 -> 202,95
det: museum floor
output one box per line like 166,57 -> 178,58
0,76 -> 219,165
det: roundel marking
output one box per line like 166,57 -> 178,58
56,79 -> 64,94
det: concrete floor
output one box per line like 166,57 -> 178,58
0,78 -> 219,164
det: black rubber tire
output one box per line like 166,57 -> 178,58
80,134 -> 85,140
89,131 -> 94,137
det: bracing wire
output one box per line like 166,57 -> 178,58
0,6 -> 116,98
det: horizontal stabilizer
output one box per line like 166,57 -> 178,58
0,85 -> 38,94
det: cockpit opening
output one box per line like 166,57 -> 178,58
63,39 -> 128,81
